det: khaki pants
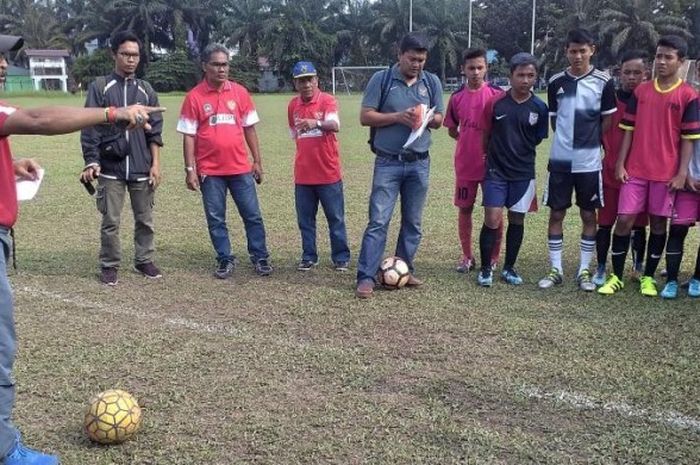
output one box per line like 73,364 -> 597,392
96,178 -> 155,268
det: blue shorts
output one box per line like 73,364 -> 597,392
483,175 -> 537,213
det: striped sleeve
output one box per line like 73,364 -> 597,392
680,92 -> 700,140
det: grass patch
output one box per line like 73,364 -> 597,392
2,92 -> 699,464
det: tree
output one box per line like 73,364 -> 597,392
597,0 -> 692,58
422,0 -> 469,82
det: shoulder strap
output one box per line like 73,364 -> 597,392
421,73 -> 437,105
376,68 -> 393,112
94,76 -> 107,95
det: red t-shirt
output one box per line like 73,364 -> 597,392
0,103 -> 18,228
601,90 -> 631,188
177,80 -> 260,176
288,90 -> 341,185
444,83 -> 503,182
620,79 -> 700,182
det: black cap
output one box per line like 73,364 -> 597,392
399,32 -> 429,53
0,35 -> 23,53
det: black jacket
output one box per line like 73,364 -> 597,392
80,72 -> 164,180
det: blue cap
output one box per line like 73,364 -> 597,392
292,61 -> 317,78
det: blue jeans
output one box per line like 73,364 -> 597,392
200,174 -> 269,265
357,156 -> 430,283
0,228 -> 17,457
295,181 -> 350,263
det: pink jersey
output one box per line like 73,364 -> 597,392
444,83 -> 503,182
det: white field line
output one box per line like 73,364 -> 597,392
16,286 -> 247,338
520,385 -> 700,433
17,286 -> 700,434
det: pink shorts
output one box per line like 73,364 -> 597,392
454,180 -> 480,208
599,186 -> 649,226
672,190 -> 700,225
618,177 -> 676,218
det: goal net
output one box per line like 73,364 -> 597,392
331,66 -> 390,95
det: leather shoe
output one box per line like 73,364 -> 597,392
355,280 -> 374,298
406,275 -> 423,287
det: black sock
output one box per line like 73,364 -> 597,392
504,223 -> 524,270
479,225 -> 498,273
665,225 -> 689,282
631,226 -> 647,268
596,225 -> 612,268
611,234 -> 631,278
644,232 -> 668,277
694,244 -> 700,280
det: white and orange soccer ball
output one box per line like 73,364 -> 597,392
84,389 -> 142,444
378,256 -> 410,289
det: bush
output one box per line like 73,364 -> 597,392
71,49 -> 113,90
228,55 -> 260,92
145,50 -> 200,92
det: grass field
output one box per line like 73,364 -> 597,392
3,91 -> 700,464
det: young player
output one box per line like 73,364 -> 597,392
477,53 -> 548,286
444,48 -> 503,273
598,35 -> 700,296
593,50 -> 650,286
539,29 -> 617,291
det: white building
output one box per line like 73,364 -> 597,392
25,49 -> 71,92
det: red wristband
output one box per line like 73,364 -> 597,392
107,106 -> 117,124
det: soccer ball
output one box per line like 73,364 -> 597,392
378,256 -> 410,289
84,389 -> 142,444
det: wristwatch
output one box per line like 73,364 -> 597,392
185,166 -> 195,172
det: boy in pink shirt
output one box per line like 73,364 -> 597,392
444,48 -> 503,273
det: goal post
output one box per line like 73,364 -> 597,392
331,66 -> 390,95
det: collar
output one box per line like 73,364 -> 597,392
111,71 -> 135,83
204,79 -> 232,93
565,66 -> 594,80
653,77 -> 682,93
391,63 -> 425,85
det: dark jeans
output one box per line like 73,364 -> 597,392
0,228 -> 16,457
295,181 -> 350,263
200,174 -> 269,265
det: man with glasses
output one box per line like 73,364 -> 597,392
177,43 -> 272,279
80,30 -> 164,286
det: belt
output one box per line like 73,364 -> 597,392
376,150 -> 429,162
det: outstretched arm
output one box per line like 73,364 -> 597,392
1,105 -> 165,136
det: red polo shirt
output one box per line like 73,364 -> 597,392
177,80 -> 260,176
287,90 -> 341,185
0,103 -> 18,228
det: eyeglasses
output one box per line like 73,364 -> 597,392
118,52 -> 140,60
207,62 -> 229,68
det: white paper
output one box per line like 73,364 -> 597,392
15,168 -> 44,201
403,106 -> 435,149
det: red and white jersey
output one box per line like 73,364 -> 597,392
0,102 -> 18,228
287,90 -> 341,185
620,79 -> 700,182
177,80 -> 260,176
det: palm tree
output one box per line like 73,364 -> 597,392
332,0 -> 375,65
220,0 -> 273,58
597,0 -> 691,57
423,0 -> 469,82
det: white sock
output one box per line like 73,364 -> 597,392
548,234 -> 563,274
578,234 -> 596,276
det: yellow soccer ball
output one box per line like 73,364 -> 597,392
84,389 -> 142,444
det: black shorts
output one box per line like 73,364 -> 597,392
543,170 -> 603,211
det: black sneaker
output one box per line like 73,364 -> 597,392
297,260 -> 318,271
334,261 -> 350,272
255,258 -> 273,276
134,262 -> 163,279
100,267 -> 118,286
215,260 -> 234,279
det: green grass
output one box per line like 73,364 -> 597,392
3,92 -> 699,464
